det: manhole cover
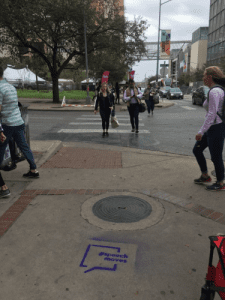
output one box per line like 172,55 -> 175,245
92,195 -> 152,223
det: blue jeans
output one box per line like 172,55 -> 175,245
145,100 -> 154,113
0,124 -> 36,186
193,123 -> 225,182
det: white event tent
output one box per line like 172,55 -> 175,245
3,66 -> 45,83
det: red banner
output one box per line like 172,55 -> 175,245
101,71 -> 110,84
129,70 -> 135,80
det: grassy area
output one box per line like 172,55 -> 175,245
17,89 -> 95,100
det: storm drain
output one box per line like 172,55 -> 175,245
92,195 -> 152,223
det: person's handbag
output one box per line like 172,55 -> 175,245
138,102 -> 146,113
111,106 -> 119,128
153,94 -> 159,104
111,116 -> 119,128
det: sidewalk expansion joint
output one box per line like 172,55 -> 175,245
0,188 -> 224,237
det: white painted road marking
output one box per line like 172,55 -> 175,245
58,129 -> 150,133
181,106 -> 196,110
69,122 -> 145,126
76,118 -> 143,120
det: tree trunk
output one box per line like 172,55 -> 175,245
52,74 -> 59,104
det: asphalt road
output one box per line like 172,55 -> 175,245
28,95 -> 217,160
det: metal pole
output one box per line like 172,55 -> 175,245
156,0 -> 161,85
83,2 -> 91,104
176,59 -> 177,87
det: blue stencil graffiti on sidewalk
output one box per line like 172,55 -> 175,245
80,244 -> 128,273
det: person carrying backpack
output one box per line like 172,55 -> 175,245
193,66 -> 225,191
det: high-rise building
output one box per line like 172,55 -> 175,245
207,0 -> 225,65
190,27 -> 208,72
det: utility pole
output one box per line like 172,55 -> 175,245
83,1 -> 91,104
156,0 -> 172,85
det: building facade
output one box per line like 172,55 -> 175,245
207,0 -> 225,65
190,27 -> 208,72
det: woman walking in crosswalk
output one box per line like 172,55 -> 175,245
94,82 -> 113,137
123,79 -> 143,133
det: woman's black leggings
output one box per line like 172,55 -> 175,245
193,123 -> 225,182
100,109 -> 111,130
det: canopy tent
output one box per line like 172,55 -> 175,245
81,78 -> 96,84
119,80 -> 126,85
3,67 -> 45,83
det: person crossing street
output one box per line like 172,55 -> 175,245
123,79 -> 143,133
94,82 -> 113,137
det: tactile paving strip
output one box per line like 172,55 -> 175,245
40,147 -> 122,169
92,195 -> 152,223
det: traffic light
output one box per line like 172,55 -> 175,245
172,62 -> 176,76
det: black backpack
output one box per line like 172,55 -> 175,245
207,85 -> 225,123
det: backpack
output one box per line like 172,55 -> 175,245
207,85 -> 225,123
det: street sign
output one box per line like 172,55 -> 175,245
160,68 -> 168,76
160,64 -> 169,67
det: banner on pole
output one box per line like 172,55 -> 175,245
129,70 -> 135,80
183,53 -> 188,73
160,30 -> 171,59
101,71 -> 110,84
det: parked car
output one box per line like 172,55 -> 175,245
159,86 -> 171,98
192,86 -> 210,106
5,79 -> 23,89
166,88 -> 183,99
24,81 -> 64,92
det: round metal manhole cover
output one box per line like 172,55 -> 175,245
92,195 -> 152,223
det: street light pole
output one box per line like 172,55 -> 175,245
83,2 -> 91,104
156,0 -> 172,85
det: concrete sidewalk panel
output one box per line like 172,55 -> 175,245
0,194 -> 225,299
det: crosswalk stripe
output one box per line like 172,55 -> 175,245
76,118 -> 143,120
181,106 -> 196,110
58,129 -> 150,133
69,122 -> 145,126
81,114 -> 129,117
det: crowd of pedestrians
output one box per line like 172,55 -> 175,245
0,63 -> 225,199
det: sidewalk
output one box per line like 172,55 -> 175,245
18,96 -> 174,111
0,96 -> 224,300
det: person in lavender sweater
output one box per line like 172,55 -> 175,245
193,66 -> 225,191
123,79 -> 143,134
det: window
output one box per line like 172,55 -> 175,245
219,26 -> 224,42
221,11 -> 225,27
223,0 -> 225,9
218,0 -> 221,11
215,0 -> 218,15
215,29 -> 219,42
212,3 -> 215,18
212,17 -> 216,31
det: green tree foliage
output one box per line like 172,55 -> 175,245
0,0 -> 148,103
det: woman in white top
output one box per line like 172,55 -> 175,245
193,66 -> 225,191
123,79 -> 143,133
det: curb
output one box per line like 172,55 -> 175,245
35,141 -> 63,168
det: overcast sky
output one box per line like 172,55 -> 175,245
124,0 -> 210,82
